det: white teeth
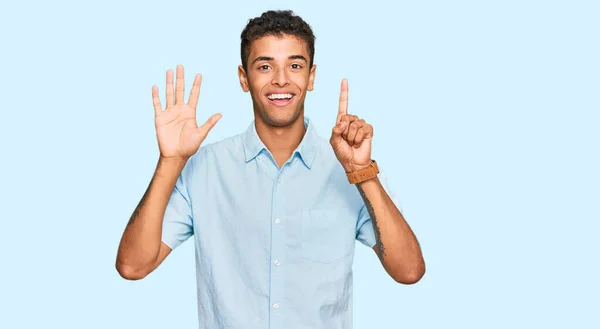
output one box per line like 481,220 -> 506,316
268,93 -> 293,100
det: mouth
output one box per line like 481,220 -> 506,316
266,92 -> 296,107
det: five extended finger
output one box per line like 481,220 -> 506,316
152,85 -> 162,116
197,113 -> 223,138
175,65 -> 185,104
166,69 -> 175,108
188,74 -> 202,109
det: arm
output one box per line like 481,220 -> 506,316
115,65 -> 221,280
356,177 -> 425,284
330,78 -> 424,284
329,79 -> 425,284
115,157 -> 186,280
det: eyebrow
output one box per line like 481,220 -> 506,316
288,55 -> 308,63
251,55 -> 308,65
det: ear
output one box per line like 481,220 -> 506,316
238,65 -> 250,92
307,64 -> 317,91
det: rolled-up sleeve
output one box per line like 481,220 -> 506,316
161,158 -> 195,250
356,169 -> 403,248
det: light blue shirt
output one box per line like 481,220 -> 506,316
162,116 -> 400,329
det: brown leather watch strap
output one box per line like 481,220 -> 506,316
346,160 -> 379,184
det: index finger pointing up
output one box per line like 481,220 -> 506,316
337,78 -> 348,123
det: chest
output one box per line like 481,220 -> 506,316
188,157 -> 362,264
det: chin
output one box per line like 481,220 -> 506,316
259,106 -> 303,127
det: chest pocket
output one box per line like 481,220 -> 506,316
301,208 -> 356,263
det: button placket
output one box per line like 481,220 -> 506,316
269,172 -> 286,327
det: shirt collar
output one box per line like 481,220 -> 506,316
243,116 -> 319,169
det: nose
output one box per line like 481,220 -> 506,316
271,67 -> 289,87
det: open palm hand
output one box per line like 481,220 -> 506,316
152,65 -> 222,160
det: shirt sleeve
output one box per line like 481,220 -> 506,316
356,169 -> 403,248
161,157 -> 195,250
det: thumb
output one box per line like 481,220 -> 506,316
329,120 -> 347,147
196,113 -> 222,140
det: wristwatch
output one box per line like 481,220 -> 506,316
346,160 -> 379,184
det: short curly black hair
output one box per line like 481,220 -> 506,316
240,10 -> 316,71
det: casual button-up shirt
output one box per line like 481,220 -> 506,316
162,116 -> 400,329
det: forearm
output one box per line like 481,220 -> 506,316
356,177 -> 425,284
116,156 -> 186,276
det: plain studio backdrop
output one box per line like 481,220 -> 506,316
0,0 -> 598,328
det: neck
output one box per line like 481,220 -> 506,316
254,114 -> 307,167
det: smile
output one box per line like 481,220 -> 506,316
266,93 -> 295,107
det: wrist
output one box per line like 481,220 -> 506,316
158,156 -> 188,171
343,162 -> 372,173
345,160 -> 379,184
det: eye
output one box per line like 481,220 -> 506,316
291,63 -> 302,69
259,65 -> 271,70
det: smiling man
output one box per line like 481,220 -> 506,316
116,9 -> 425,329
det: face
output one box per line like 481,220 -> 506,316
238,34 -> 316,127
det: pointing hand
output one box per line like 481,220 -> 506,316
329,79 -> 374,172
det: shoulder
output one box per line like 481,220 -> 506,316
188,131 -> 246,167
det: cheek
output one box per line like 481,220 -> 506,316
249,75 -> 270,95
297,73 -> 310,89
292,75 -> 310,90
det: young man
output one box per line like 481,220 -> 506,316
116,10 -> 425,329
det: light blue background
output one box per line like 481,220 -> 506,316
1,0 -> 598,328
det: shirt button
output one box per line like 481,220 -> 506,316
273,303 -> 280,309
275,218 -> 281,224
257,156 -> 261,160
274,260 -> 280,266
277,178 -> 281,183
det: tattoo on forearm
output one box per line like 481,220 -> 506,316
128,160 -> 162,226
357,184 -> 385,260
128,184 -> 151,226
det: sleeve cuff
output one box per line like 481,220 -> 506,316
356,219 -> 377,248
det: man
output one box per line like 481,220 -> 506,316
116,9 -> 425,329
